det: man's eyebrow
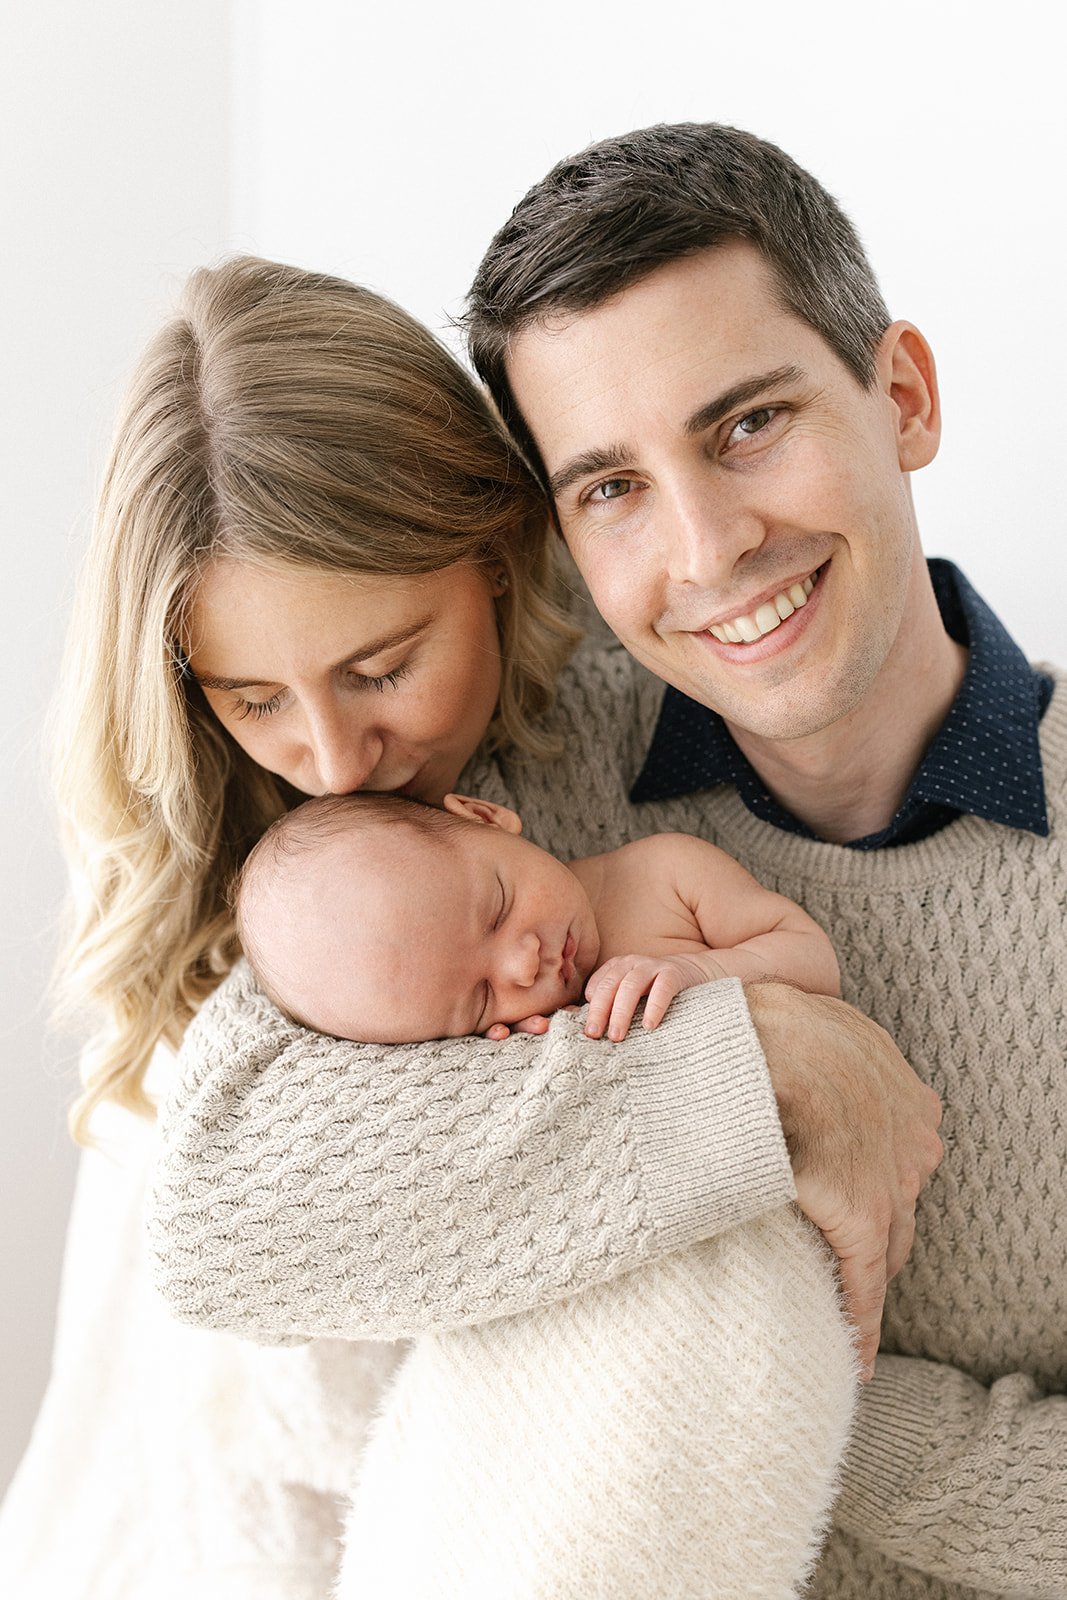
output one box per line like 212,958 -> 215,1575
548,444 -> 633,501
192,616 -> 433,691
683,365 -> 805,437
546,365 -> 806,501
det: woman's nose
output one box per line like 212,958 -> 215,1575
305,709 -> 383,795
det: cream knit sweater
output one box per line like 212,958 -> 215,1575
150,638 -> 1067,1598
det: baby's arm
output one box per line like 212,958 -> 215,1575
585,833 -> 840,1041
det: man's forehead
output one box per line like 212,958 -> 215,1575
504,246 -> 816,471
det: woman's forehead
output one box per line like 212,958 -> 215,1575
184,557 -> 475,676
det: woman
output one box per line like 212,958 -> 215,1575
11,257 -> 853,1598
53,255 -> 574,1143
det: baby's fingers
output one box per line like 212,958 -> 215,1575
584,973 -> 621,1039
605,985 -> 644,1041
483,1013 -> 551,1042
601,962 -> 660,1041
641,970 -> 686,1030
512,1013 -> 551,1035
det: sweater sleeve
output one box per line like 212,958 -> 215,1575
832,1353 -> 1067,1594
147,969 -> 794,1344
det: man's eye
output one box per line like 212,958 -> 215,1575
729,407 -> 779,444
590,477 -> 634,502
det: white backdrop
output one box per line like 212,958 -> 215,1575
0,0 -> 233,1498
234,0 -> 1066,658
3,0 -> 1064,1506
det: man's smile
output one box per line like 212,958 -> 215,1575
702,565 -> 822,645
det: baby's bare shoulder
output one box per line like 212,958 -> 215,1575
598,833 -> 727,913
611,832 -> 730,876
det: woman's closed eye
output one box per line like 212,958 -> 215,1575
234,690 -> 285,721
357,665 -> 411,695
230,663 -> 411,720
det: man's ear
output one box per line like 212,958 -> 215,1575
875,321 -> 941,471
442,793 -> 523,834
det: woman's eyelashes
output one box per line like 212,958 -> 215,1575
360,665 -> 411,695
231,664 -> 412,720
234,690 -> 285,721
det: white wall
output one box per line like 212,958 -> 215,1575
3,0 -> 1064,1519
234,0 -> 1066,659
0,0 -> 233,1497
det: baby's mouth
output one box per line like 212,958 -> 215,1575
560,932 -> 577,987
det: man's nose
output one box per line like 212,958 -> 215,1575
305,707 -> 383,795
663,476 -> 764,588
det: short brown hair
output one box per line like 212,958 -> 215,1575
465,123 -> 891,483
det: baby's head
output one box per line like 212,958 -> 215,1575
236,792 -> 600,1043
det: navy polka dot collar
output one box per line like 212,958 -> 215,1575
629,560 -> 1052,850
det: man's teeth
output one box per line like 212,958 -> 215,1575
709,573 -> 817,644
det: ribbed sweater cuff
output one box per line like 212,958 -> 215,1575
835,1354 -> 942,1529
622,978 -> 796,1252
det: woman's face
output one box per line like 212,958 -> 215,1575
186,559 -> 503,802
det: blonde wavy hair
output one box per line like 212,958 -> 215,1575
53,255 -> 577,1145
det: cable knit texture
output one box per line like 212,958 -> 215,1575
149,639 -> 1067,1598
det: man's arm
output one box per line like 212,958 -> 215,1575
148,962 -> 939,1365
832,1354 -> 1067,1593
748,983 -> 944,1378
148,965 -> 794,1344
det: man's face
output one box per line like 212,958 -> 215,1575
505,242 -> 931,745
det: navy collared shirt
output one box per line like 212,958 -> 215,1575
630,560 -> 1052,849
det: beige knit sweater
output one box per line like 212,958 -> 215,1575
150,638 -> 1067,1598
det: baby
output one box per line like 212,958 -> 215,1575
236,789 -> 840,1044
234,790 -> 855,1599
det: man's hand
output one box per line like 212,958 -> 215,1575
584,953 -> 723,1041
746,982 -> 943,1382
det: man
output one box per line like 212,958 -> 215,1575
464,122 -> 1065,1595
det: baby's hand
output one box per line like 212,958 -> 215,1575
584,954 -> 721,1042
482,1007 -> 579,1042
483,1014 -> 551,1042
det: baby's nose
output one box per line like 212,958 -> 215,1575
505,931 -> 542,988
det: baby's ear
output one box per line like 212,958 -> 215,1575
442,793 -> 523,834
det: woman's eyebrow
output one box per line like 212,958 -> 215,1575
193,615 -> 433,691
